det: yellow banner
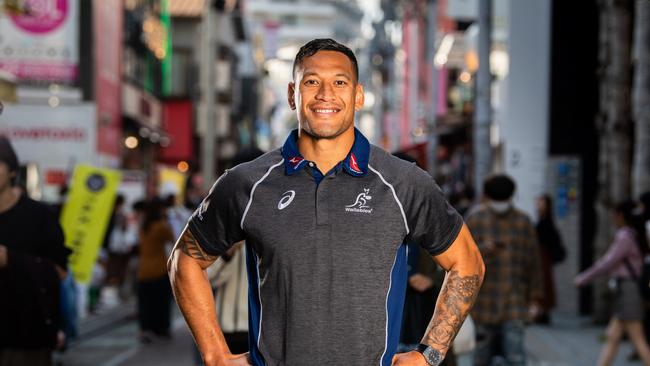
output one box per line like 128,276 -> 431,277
159,167 -> 186,205
60,165 -> 122,284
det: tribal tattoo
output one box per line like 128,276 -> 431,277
179,230 -> 218,262
423,270 -> 482,350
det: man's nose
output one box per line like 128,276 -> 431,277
315,83 -> 335,101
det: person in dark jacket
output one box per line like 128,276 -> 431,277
534,194 -> 566,324
0,136 -> 70,366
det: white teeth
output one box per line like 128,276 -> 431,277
315,109 -> 337,113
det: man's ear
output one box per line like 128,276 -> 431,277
354,84 -> 365,111
287,82 -> 296,110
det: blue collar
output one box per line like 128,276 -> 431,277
281,128 -> 370,177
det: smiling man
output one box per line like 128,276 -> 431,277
168,39 -> 485,366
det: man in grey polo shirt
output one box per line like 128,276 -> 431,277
168,38 -> 485,366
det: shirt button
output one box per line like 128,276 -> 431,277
309,162 -> 314,167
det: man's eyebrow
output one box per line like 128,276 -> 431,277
334,73 -> 352,80
301,71 -> 353,80
302,71 -> 319,78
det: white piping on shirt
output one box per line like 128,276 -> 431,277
240,159 -> 285,230
368,164 -> 410,235
254,250 -> 264,353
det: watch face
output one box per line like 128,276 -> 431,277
422,348 -> 443,366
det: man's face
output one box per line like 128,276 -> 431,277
0,162 -> 14,193
288,50 -> 364,139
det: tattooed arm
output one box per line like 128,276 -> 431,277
393,224 -> 484,366
168,228 -> 251,366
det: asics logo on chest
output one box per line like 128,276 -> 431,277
278,190 -> 296,210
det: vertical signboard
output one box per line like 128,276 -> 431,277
60,165 -> 121,284
0,0 -> 79,84
94,0 -> 123,157
547,156 -> 581,314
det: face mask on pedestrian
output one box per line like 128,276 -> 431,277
488,200 -> 511,213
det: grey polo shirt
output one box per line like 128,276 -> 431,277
188,128 -> 463,366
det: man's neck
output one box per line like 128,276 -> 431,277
297,128 -> 355,174
0,186 -> 19,214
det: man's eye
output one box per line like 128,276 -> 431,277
304,80 -> 318,86
335,80 -> 347,86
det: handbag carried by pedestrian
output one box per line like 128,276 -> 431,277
623,255 -> 650,300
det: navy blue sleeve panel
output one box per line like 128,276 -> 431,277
404,165 -> 464,256
187,169 -> 248,256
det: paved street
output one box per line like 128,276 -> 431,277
59,308 -> 196,366
525,312 -> 638,366
58,309 -> 644,366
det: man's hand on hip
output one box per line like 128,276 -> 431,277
208,352 -> 252,366
391,351 -> 431,365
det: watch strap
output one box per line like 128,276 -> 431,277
415,343 -> 429,353
414,343 -> 442,366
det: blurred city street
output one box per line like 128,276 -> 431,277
2,0 -> 650,365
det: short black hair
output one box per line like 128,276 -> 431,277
483,174 -> 516,201
292,38 -> 359,81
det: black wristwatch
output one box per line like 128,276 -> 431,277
415,343 -> 443,366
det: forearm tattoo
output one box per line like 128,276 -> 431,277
179,231 -> 218,262
423,270 -> 481,350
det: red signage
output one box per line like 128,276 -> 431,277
46,169 -> 68,185
159,100 -> 193,163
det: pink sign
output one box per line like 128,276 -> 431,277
10,0 -> 68,34
0,61 -> 77,81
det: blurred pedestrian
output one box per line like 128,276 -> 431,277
450,187 -> 475,218
640,191 -> 650,348
533,194 -> 566,324
184,174 -> 206,211
466,174 -> 543,366
137,199 -> 175,343
161,187 -> 192,240
101,194 -> 136,308
48,184 -> 78,346
575,200 -> 650,366
0,136 -> 70,366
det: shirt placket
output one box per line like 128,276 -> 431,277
315,171 -> 332,226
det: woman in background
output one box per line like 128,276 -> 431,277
137,199 -> 175,343
575,201 -> 650,366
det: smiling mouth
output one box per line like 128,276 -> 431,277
311,107 -> 341,115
